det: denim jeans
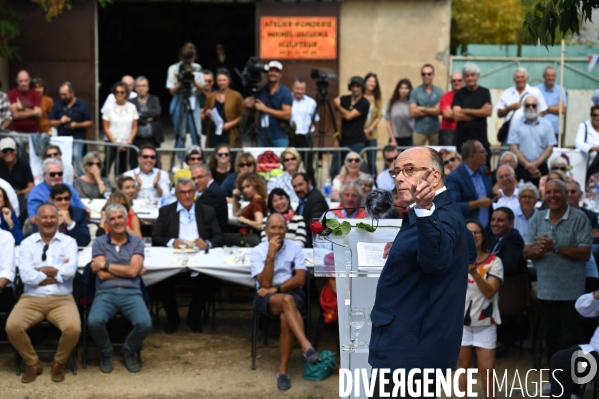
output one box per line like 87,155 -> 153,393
330,142 -> 365,179
72,142 -> 85,176
364,139 -> 378,175
170,95 -> 202,162
87,288 -> 152,355
258,137 -> 289,148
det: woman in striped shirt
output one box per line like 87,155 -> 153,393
260,188 -> 307,247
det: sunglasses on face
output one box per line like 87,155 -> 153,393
385,157 -> 396,163
141,155 -> 156,160
443,157 -> 457,165
41,243 -> 49,262
552,166 -> 567,171
346,158 -> 361,163
283,157 -> 296,162
593,114 -> 599,118
53,196 -> 71,202
46,152 -> 60,158
115,91 -> 126,95
239,162 -> 253,168
189,156 -> 203,162
1,148 -> 14,154
87,162 -> 101,167
524,104 -> 538,109
49,172 -> 63,178
216,152 -> 230,158
567,190 -> 579,194
421,72 -> 433,76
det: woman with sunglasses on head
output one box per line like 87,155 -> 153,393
44,145 -> 74,185
102,81 -> 139,175
267,147 -> 305,204
441,149 -> 462,176
223,152 -> 258,201
260,188 -> 307,247
331,152 -> 368,202
0,186 -> 23,244
31,77 -> 54,135
73,151 -> 112,199
363,72 -> 383,175
233,172 -> 268,233
386,78 -> 414,147
208,143 -> 232,185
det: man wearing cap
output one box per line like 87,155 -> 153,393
243,61 -> 293,148
330,76 -> 370,177
0,137 -> 33,220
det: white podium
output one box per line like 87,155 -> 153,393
313,219 -> 401,399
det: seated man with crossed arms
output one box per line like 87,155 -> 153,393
89,203 -> 152,374
249,213 -> 319,391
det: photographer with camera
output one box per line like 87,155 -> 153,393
243,61 -> 292,148
166,42 -> 205,154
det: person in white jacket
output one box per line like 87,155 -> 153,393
575,105 -> 599,168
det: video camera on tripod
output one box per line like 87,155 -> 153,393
311,69 -> 337,99
177,62 -> 200,97
236,57 -> 269,95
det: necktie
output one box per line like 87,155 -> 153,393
298,198 -> 307,215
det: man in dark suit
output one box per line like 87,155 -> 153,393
191,163 -> 228,232
445,140 -> 493,230
32,184 -> 91,247
370,147 -> 477,397
490,207 -> 526,275
291,172 -> 328,248
152,178 -> 224,334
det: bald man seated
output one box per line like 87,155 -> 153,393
249,213 -> 319,391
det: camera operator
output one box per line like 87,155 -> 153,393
290,78 -> 318,183
243,61 -> 292,148
166,42 -> 205,155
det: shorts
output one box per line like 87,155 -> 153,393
253,288 -> 305,320
461,324 -> 497,349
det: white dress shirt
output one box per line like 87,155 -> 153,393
496,84 -> 548,122
575,120 -> 599,166
413,186 -> 448,217
493,188 -> 519,212
166,202 -> 200,248
18,232 -> 78,297
376,168 -> 395,191
0,230 -> 15,283
124,167 -> 171,200
291,95 -> 319,135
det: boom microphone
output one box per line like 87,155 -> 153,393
364,189 -> 395,220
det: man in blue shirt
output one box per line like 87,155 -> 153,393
48,82 -> 93,175
244,61 -> 292,147
409,64 -> 444,146
536,67 -> 567,138
27,158 -> 84,225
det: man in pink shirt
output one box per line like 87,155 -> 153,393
438,71 -> 463,145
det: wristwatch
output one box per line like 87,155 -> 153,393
104,261 -> 110,271
275,285 -> 281,293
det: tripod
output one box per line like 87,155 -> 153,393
173,85 -> 202,169
236,92 -> 270,147
308,86 -> 338,184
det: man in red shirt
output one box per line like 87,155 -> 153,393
438,71 -> 463,146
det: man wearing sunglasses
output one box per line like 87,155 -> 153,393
507,96 -> 556,185
375,145 -> 399,191
0,137 -> 33,220
409,64 -> 444,146
27,158 -> 85,225
124,144 -> 170,200
7,202 -> 80,383
31,184 -> 90,247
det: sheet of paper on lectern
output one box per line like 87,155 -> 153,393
356,242 -> 387,267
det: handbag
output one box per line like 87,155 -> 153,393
303,350 -> 337,381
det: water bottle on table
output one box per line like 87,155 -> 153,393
323,178 -> 332,205
595,185 -> 599,212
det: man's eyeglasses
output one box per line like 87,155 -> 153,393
283,157 -> 296,162
592,114 -> 599,118
216,153 -> 230,158
41,243 -> 49,262
451,79 -> 463,83
385,157 -> 396,163
567,190 -> 579,194
239,162 -> 254,168
177,189 -> 195,196
49,172 -> 63,178
421,72 -> 433,76
46,152 -> 60,158
443,157 -> 457,165
552,166 -> 567,172
87,162 -> 101,167
389,166 -> 430,178
141,155 -> 156,160
346,158 -> 361,163
524,104 -> 538,109
1,148 -> 14,154
519,195 -> 536,200
53,196 -> 71,202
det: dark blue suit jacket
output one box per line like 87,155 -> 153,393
445,163 -> 493,223
369,189 -> 477,371
33,206 -> 91,247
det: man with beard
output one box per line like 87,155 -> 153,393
291,172 -> 328,248
507,95 -> 555,186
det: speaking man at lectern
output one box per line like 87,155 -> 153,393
369,147 -> 477,398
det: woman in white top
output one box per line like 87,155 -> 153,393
102,81 -> 139,175
331,152 -> 368,202
575,105 -> 599,163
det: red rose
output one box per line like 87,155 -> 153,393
310,221 -> 324,234
485,168 -> 492,175
239,227 -> 248,235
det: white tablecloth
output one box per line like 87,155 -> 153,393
86,199 -> 160,223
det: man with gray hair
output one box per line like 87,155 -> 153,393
507,95 -> 555,185
89,202 -> 151,373
493,164 -> 519,212
438,71 -> 463,145
152,177 -> 224,333
497,66 -> 548,142
452,62 -> 493,157
129,76 -> 163,165
536,66 -> 567,138
514,182 -> 538,238
331,181 -> 366,218
27,158 -> 84,225
191,163 -> 228,232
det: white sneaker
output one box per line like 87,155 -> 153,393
542,382 -> 551,396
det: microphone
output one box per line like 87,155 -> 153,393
364,189 -> 395,220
